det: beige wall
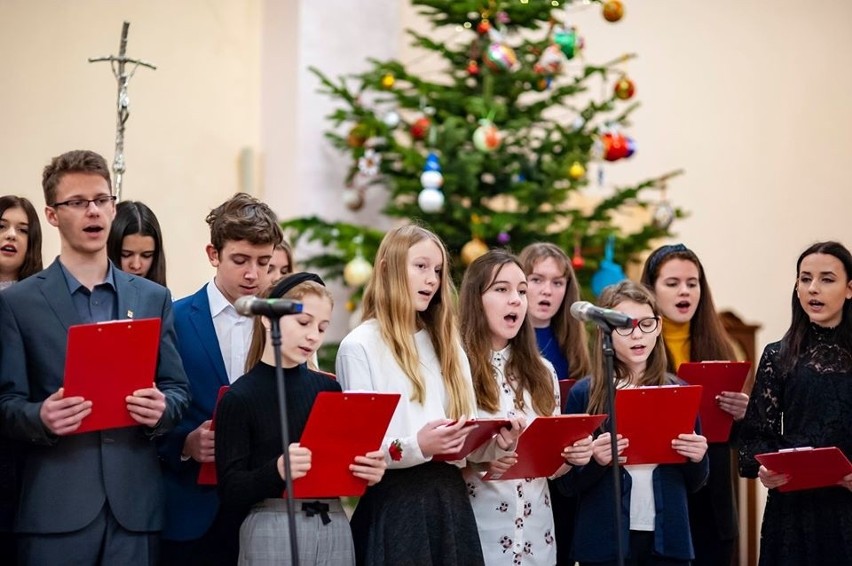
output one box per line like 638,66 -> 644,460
0,0 -> 262,299
2,0 -> 851,343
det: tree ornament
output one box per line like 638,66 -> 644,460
346,123 -> 368,148
497,232 -> 511,245
380,73 -> 395,89
473,120 -> 502,152
534,44 -> 564,76
477,19 -> 491,35
343,188 -> 365,211
467,60 -> 480,76
571,244 -> 585,270
601,131 -> 636,161
418,188 -> 445,213
382,111 -> 400,128
410,117 -> 431,141
591,236 -> 627,296
420,170 -> 444,190
614,76 -> 635,100
653,200 -> 675,230
461,238 -> 489,265
554,27 -> 582,60
602,0 -> 625,23
358,148 -> 381,176
568,161 -> 586,180
343,256 -> 373,287
484,42 -> 518,72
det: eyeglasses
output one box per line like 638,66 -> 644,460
51,195 -> 117,210
614,316 -> 660,336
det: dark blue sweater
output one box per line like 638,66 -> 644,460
556,377 -> 709,562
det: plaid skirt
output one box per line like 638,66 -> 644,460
238,498 -> 354,566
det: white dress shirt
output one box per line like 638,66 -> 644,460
207,279 -> 253,383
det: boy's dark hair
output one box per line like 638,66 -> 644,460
205,193 -> 282,252
42,150 -> 112,206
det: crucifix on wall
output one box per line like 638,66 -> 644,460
89,21 -> 156,201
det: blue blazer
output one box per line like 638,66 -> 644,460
557,377 -> 709,563
0,260 -> 189,534
158,284 -> 229,541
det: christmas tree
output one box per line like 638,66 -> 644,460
282,0 -> 684,301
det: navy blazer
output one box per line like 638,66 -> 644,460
557,377 -> 709,563
158,284 -> 230,541
0,260 -> 189,534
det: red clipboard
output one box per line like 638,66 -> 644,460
198,385 -> 230,485
558,379 -> 577,406
616,385 -> 702,465
755,447 -> 852,492
290,391 -> 400,498
484,414 -> 607,480
677,361 -> 751,443
63,318 -> 161,434
433,418 -> 511,461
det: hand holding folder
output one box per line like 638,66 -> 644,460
289,392 -> 399,498
755,447 -> 852,492
63,318 -> 162,434
677,361 -> 750,443
198,386 -> 230,486
615,385 -> 702,465
433,418 -> 511,461
483,414 -> 606,480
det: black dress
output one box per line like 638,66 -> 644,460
738,325 -> 852,566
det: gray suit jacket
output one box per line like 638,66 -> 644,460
0,259 -> 189,534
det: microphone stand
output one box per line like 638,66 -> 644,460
269,317 -> 300,566
600,325 -> 625,566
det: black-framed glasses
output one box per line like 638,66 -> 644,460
51,195 -> 117,210
614,316 -> 660,336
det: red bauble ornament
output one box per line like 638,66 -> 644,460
601,132 -> 630,161
410,117 -> 431,141
477,19 -> 491,35
467,60 -> 480,76
614,76 -> 635,100
571,253 -> 585,270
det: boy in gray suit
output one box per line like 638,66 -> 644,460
0,150 -> 189,565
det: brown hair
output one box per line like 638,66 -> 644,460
0,195 -> 43,279
518,242 -> 592,379
460,250 -> 556,416
639,244 -> 735,370
42,150 -> 112,206
205,193 -> 282,252
587,281 -> 671,415
361,223 -> 473,418
245,275 -> 333,371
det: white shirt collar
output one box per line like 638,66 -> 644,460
207,277 -> 238,319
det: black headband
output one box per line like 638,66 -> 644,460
269,272 -> 325,299
647,243 -> 690,277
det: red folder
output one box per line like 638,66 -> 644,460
558,379 -> 577,406
63,318 -> 161,434
198,386 -> 230,485
616,385 -> 702,465
290,392 -> 400,498
433,418 -> 511,461
755,447 -> 852,492
677,361 -> 751,443
484,414 -> 607,480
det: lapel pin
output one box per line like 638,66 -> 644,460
126,310 -> 134,319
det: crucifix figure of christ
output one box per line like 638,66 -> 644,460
89,21 -> 156,201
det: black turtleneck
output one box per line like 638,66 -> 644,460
214,362 -> 341,510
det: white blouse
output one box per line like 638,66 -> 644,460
464,346 -> 561,566
336,319 -> 503,469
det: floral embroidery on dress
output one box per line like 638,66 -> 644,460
388,439 -> 403,461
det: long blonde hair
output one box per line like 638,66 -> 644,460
519,243 -> 592,379
587,280 -> 671,415
361,224 -> 472,418
460,250 -> 556,416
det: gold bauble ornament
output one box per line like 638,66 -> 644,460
343,256 -> 374,287
381,73 -> 395,89
602,0 -> 625,23
461,238 -> 489,265
568,161 -> 586,180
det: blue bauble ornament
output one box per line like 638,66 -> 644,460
424,152 -> 441,172
591,236 -> 627,296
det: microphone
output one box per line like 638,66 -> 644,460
234,296 -> 304,318
570,301 -> 636,330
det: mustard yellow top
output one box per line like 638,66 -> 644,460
662,317 -> 691,372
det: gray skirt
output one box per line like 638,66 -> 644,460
239,498 -> 355,566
